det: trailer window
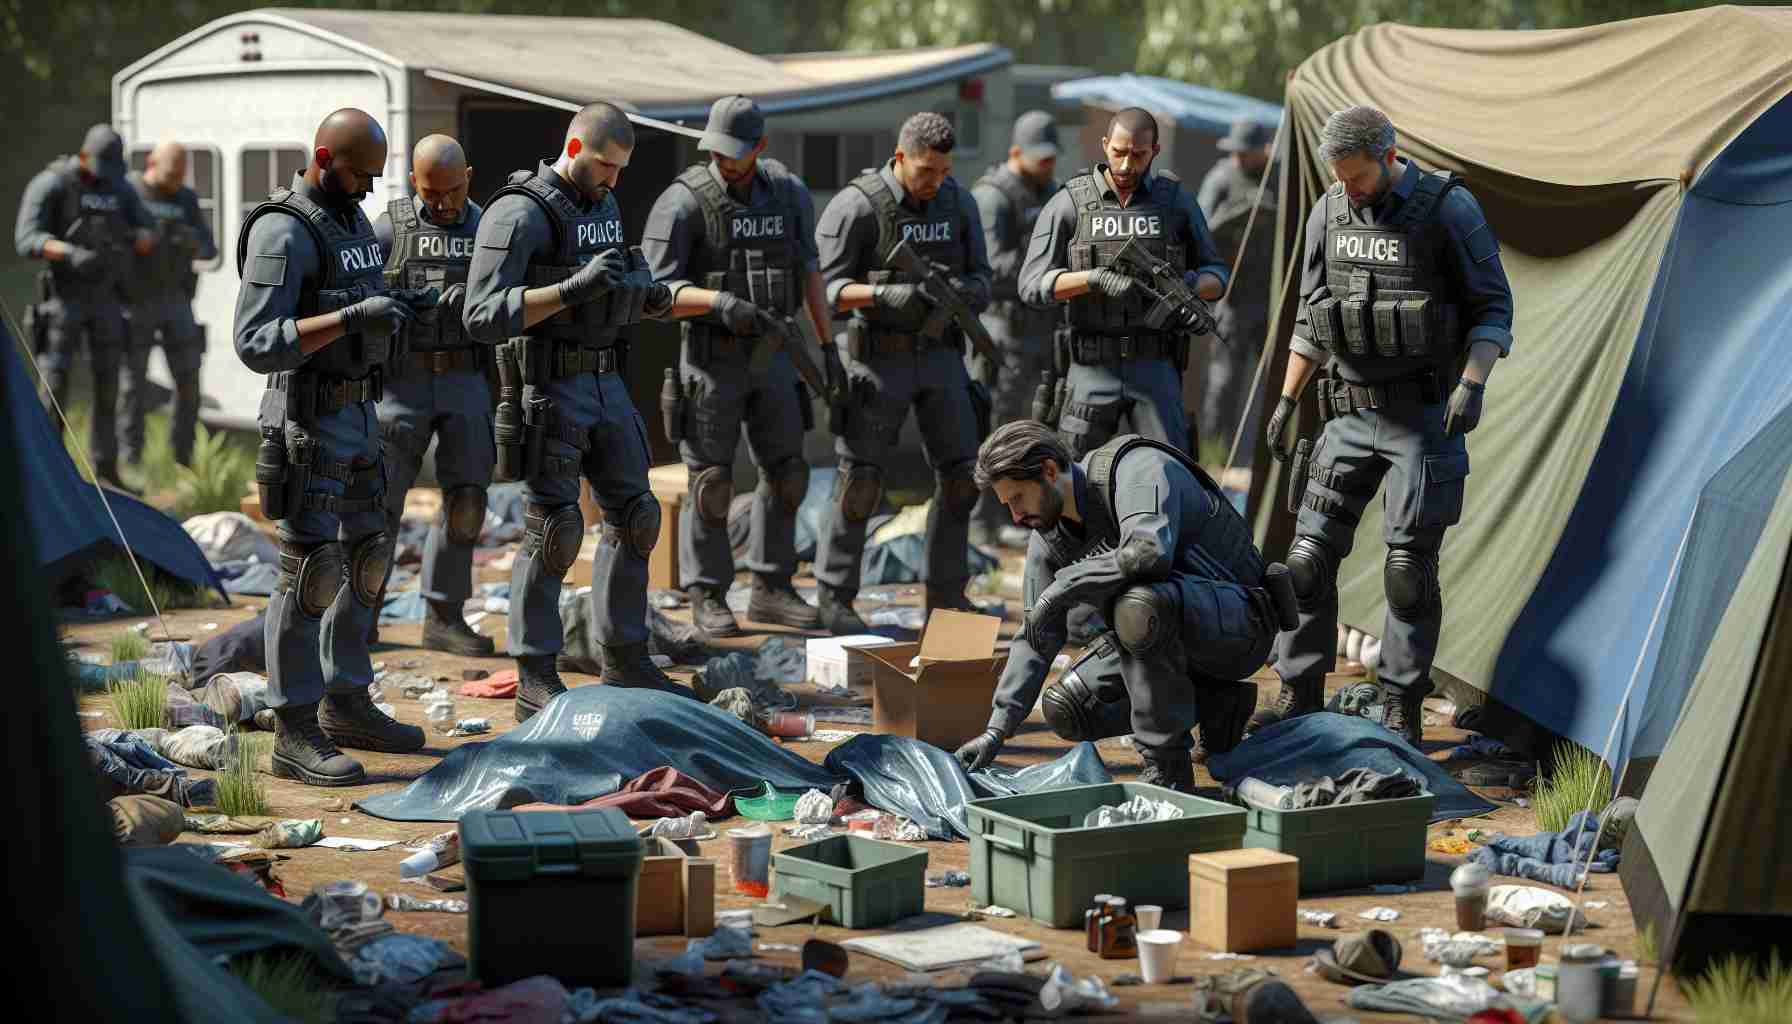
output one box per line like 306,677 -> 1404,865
127,143 -> 224,271
798,133 -> 885,192
239,145 -> 308,224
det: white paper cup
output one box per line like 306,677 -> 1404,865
1137,929 -> 1183,984
1136,905 -> 1164,931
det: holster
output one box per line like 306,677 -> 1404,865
493,340 -> 525,482
282,428 -> 317,522
661,367 -> 686,445
27,270 -> 53,354
1287,438 -> 1312,517
522,386 -> 557,483
255,388 -> 290,521
796,380 -> 816,433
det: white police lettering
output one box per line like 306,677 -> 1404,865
900,221 -> 952,244
79,193 -> 122,213
417,233 -> 475,260
338,243 -> 382,273
731,215 -> 785,241
147,200 -> 184,221
577,219 -> 626,249
1334,231 -> 1405,265
1086,213 -> 1163,239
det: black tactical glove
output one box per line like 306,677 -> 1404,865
1444,377 -> 1485,437
712,291 -> 762,334
340,294 -> 416,342
437,283 -> 467,314
644,282 -> 674,318
1265,394 -> 1298,463
1176,298 -> 1219,336
1023,599 -> 1069,654
389,286 -> 440,312
954,729 -> 1005,773
871,283 -> 934,314
1085,268 -> 1137,300
64,244 -> 105,280
557,248 -> 630,306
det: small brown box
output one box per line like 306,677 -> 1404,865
861,610 -> 1008,752
683,858 -> 716,938
634,837 -> 717,937
1188,848 -> 1299,953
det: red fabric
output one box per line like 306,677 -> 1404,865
416,976 -> 569,1023
1466,1011 -> 1527,1024
458,669 -> 518,699
512,766 -> 738,819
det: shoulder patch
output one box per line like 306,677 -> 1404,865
245,253 -> 287,288
1117,482 -> 1159,520
1463,220 -> 1500,264
479,219 -> 515,250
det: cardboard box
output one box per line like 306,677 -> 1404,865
808,634 -> 900,691
635,836 -> 716,938
564,466 -> 687,587
860,610 -> 1008,752
1188,848 -> 1299,953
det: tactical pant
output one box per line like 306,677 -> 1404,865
508,368 -> 655,657
123,299 -> 204,465
1201,306 -> 1266,464
1273,395 -> 1468,693
376,365 -> 495,605
42,295 -> 128,465
814,343 -> 981,597
677,340 -> 807,591
969,304 -> 1054,536
1057,355 -> 1190,461
266,401 -> 387,708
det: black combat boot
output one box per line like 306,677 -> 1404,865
1246,676 -> 1324,736
748,577 -> 821,630
1381,681 -> 1431,748
515,653 -> 568,724
319,690 -> 427,753
602,642 -> 696,698
1137,744 -> 1196,793
421,598 -> 496,656
687,585 -> 742,638
1193,680 -> 1259,765
816,585 -> 870,635
271,702 -> 366,787
925,584 -> 981,616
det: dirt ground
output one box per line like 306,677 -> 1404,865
66,531 -> 1693,1021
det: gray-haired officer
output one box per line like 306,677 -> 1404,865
969,110 -> 1061,550
1019,107 -> 1229,460
810,112 -> 994,631
15,124 -> 157,491
642,96 -> 828,637
1258,105 -> 1514,746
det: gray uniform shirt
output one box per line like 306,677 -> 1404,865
231,176 -> 363,375
462,162 -> 588,343
14,162 -> 154,258
130,176 -> 217,260
972,167 -> 1057,303
814,160 -> 993,312
641,161 -> 819,300
1018,167 -> 1230,309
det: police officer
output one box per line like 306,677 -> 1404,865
1019,107 -> 1229,460
1197,119 -> 1278,458
1259,105 -> 1514,746
953,421 -> 1296,790
14,124 -> 157,491
642,96 -> 829,638
464,101 -> 691,724
122,142 -> 217,469
368,135 -> 494,657
812,112 -> 993,632
968,110 -> 1061,550
234,108 -> 430,786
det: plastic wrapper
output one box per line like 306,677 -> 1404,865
426,698 -> 457,734
1299,909 -> 1339,928
783,823 -> 834,841
386,892 -> 467,914
689,926 -> 754,961
1485,884 -> 1586,933
1038,964 -> 1119,1013
252,818 -> 323,849
1418,928 -> 1505,964
794,789 -> 834,825
649,812 -> 710,840
1082,794 -> 1186,828
448,718 -> 490,737
399,830 -> 461,878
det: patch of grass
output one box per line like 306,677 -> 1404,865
174,423 -> 253,519
1532,741 -> 1612,833
228,954 -> 335,1024
88,555 -> 216,613
1198,436 -> 1231,471
1681,953 -> 1792,1024
1639,921 -> 1659,965
110,628 -> 150,665
134,411 -> 184,497
108,668 -> 168,730
59,404 -> 95,484
215,732 -> 272,817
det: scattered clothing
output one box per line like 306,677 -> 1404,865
1484,885 -> 1586,933
184,511 -> 280,565
1469,810 -> 1617,887
1082,793 -> 1185,827
1346,975 -> 1551,1022
458,670 -> 518,700
252,818 -> 323,850
187,615 -> 268,687
218,561 -> 281,597
92,725 -> 235,770
380,589 -> 431,625
85,732 -> 214,807
1290,767 -> 1423,808
409,975 -> 570,1024
110,794 -> 184,846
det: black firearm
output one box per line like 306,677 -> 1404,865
1112,235 -> 1224,342
749,310 -> 831,401
886,238 -> 999,386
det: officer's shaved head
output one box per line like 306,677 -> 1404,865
566,102 -> 636,153
557,102 -> 635,202
145,141 -> 187,192
308,107 -> 387,204
1107,108 -> 1159,147
412,134 -> 465,175
410,134 -> 473,223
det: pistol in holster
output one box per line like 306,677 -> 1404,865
1286,437 -> 1313,517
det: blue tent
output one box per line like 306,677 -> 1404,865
1052,74 -> 1281,137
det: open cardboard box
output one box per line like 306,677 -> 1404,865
856,609 -> 1009,752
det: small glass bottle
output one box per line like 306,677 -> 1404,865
1084,893 -> 1115,952
1099,897 -> 1138,959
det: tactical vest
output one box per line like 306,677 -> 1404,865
237,183 -> 388,379
1307,170 -> 1463,360
974,163 -> 1056,303
1084,434 -> 1264,587
850,167 -> 967,335
1063,168 -> 1188,335
488,167 -> 646,348
677,159 -> 801,329
128,173 -> 201,302
48,158 -> 133,293
380,196 -> 481,349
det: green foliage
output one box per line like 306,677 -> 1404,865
1531,741 -> 1612,833
228,953 -> 334,1024
215,732 -> 272,818
110,627 -> 150,665
88,555 -> 215,613
1681,953 -> 1792,1024
134,412 -> 184,498
174,423 -> 253,520
108,668 -> 168,730
1638,921 -> 1658,965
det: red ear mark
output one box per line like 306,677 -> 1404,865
567,138 -> 582,158
315,146 -> 332,167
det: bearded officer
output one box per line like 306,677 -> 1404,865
1197,119 -> 1278,456
968,110 -> 1061,550
366,134 -> 495,657
122,141 -> 216,469
953,421 -> 1297,790
811,112 -> 993,632
1019,107 -> 1228,460
234,108 -> 430,786
14,124 -> 157,491
1257,105 -> 1513,745
641,96 -> 828,638
464,101 -> 693,724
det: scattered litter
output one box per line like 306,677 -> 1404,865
1359,906 -> 1401,922
647,812 -> 712,841
1431,834 -> 1478,855
809,729 -> 859,743
315,836 -> 401,852
425,698 -> 456,734
651,590 -> 687,609
77,710 -> 103,718
446,719 -> 491,737
1299,909 -> 1339,928
399,830 -> 460,878
1583,900 -> 1609,910
252,818 -> 323,849
1082,793 -> 1186,828
483,596 -> 510,615
874,815 -> 928,842
794,789 -> 834,825
1039,965 -> 1119,1013
386,893 -> 467,914
1515,797 -> 1530,808
132,621 -> 151,634
689,926 -> 754,960
782,824 -> 833,841
1485,884 -> 1585,933
926,871 -> 972,888
1110,973 -> 1144,987
969,905 -> 1017,919
465,611 -> 488,627
202,622 -> 219,631
1418,928 -> 1504,964
1205,953 -> 1255,960
867,606 -> 926,630
757,943 -> 801,953
716,909 -> 753,931
348,933 -> 456,987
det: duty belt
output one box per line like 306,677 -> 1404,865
276,369 -> 384,417
549,343 -> 622,378
1317,369 -> 1445,422
1070,332 -> 1179,365
299,491 -> 384,516
857,327 -> 962,357
312,460 -> 382,488
406,348 -> 482,375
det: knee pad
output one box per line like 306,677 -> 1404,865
623,492 -> 662,558
690,464 -> 733,526
1040,638 -> 1132,741
1385,547 -> 1440,622
1113,583 -> 1179,655
836,463 -> 883,523
1286,536 -> 1337,612
443,485 -> 487,546
938,466 -> 980,520
347,532 -> 391,608
768,457 -> 810,514
528,502 -> 584,575
279,540 -> 344,619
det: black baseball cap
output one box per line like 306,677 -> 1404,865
81,124 -> 128,180
1218,119 -> 1274,152
700,95 -> 765,160
1012,109 -> 1060,160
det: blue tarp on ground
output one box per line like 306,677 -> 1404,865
1052,75 -> 1282,136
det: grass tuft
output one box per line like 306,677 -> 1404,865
1638,922 -> 1659,965
228,954 -> 335,1024
1681,953 -> 1792,1024
174,423 -> 254,520
110,628 -> 150,666
108,668 -> 168,730
214,731 -> 272,818
1532,741 -> 1612,833
88,555 -> 216,613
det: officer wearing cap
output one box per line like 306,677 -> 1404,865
1197,119 -> 1279,458
641,96 -> 830,638
1019,107 -> 1228,462
15,124 -> 157,491
968,110 -> 1062,551
1258,105 -> 1514,746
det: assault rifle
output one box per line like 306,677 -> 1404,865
1112,235 -> 1224,342
886,239 -> 999,386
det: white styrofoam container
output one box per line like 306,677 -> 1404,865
807,635 -> 899,691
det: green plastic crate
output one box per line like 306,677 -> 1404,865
967,782 -> 1246,928
772,834 -> 928,928
1241,792 -> 1436,893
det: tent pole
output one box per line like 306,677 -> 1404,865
1221,105 -> 1292,477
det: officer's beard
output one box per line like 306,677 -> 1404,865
319,171 -> 367,211
1349,162 -> 1394,212
1020,483 -> 1065,532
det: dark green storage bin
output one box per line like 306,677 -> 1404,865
967,782 -> 1246,928
460,808 -> 644,988
772,834 -> 928,928
1241,792 -> 1436,893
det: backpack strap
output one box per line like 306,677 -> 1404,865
848,169 -> 901,263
